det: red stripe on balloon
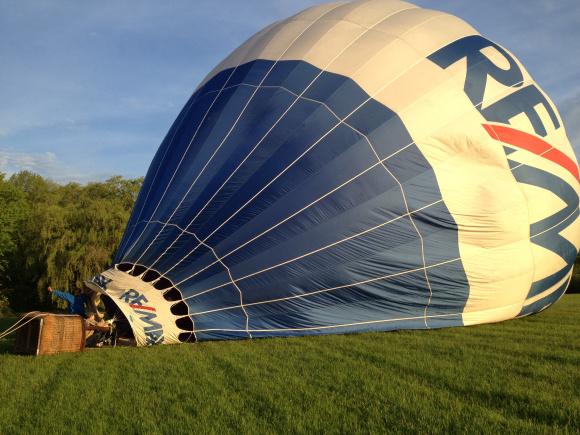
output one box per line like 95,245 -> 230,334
483,123 -> 579,184
130,304 -> 156,312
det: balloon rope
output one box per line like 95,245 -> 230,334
0,312 -> 44,340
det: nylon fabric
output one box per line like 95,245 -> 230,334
93,0 -> 578,345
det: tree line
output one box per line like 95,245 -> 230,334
0,171 -> 142,314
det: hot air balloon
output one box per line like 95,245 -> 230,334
86,0 -> 579,346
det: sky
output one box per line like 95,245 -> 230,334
1,0 -> 579,183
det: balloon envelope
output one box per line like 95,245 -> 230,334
88,0 -> 579,345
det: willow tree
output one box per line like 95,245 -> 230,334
1,172 -> 142,311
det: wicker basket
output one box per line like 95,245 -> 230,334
14,312 -> 86,355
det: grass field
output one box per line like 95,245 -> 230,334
0,296 -> 578,434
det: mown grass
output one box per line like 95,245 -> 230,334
0,296 -> 578,434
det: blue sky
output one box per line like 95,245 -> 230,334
1,0 -> 579,183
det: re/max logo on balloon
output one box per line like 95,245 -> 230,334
428,35 -> 560,138
119,289 -> 164,345
429,36 -> 577,304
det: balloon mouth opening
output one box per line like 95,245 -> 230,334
102,294 -> 136,343
114,263 -> 196,343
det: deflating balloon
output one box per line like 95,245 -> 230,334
87,0 -> 579,345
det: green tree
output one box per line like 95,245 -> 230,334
0,173 -> 28,279
0,172 -> 142,312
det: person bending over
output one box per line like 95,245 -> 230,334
48,286 -> 89,318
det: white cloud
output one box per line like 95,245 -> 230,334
0,150 -> 108,183
0,150 -> 58,175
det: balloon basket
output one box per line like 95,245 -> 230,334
13,312 -> 86,356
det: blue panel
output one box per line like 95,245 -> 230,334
510,162 -> 579,299
199,101 -> 340,240
236,218 -> 424,305
303,70 -> 369,119
201,66 -> 238,94
518,276 -> 569,317
176,87 -> 299,232
193,305 -> 251,340
262,60 -> 320,95
228,60 -> 271,87
212,137 -> 378,263
224,166 -> 403,275
346,99 -> 413,159
386,144 -> 443,211
186,283 -> 242,314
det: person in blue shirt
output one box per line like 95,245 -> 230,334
48,286 -> 89,318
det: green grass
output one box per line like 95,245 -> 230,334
0,296 -> 579,434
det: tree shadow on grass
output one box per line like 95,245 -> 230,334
0,338 -> 14,354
